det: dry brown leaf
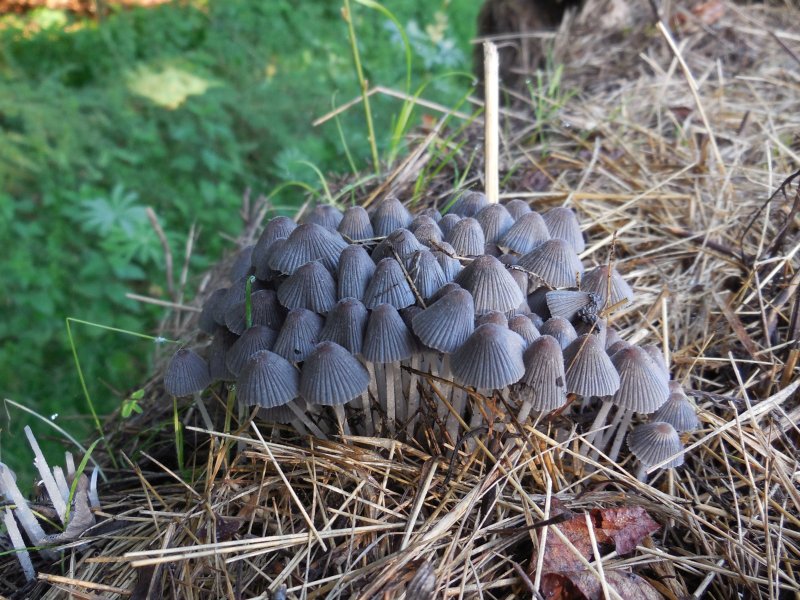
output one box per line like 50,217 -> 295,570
568,570 -> 663,600
597,507 -> 660,555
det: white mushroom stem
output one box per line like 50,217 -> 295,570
52,466 -> 70,504
65,452 -> 75,478
580,399 -> 614,458
606,409 -> 634,463
407,354 -> 422,435
4,509 -> 35,582
0,464 -> 48,548
332,405 -> 351,437
287,400 -> 326,439
384,362 -> 397,435
392,361 -> 404,425
24,426 -> 67,523
360,391 -> 375,437
89,467 -> 101,509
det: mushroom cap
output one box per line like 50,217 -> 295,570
653,392 -> 699,432
219,276 -> 268,320
521,335 -> 567,411
540,316 -> 578,349
528,312 -> 545,329
363,258 -> 416,309
503,198 -> 533,219
300,341 -> 370,405
611,345 -> 670,413
498,211 -> 550,254
199,288 -> 228,334
526,287 -> 551,319
518,239 -> 584,288
225,289 -> 285,335
226,325 -> 278,377
448,190 -> 489,217
582,265 -> 634,310
476,203 -> 515,244
362,303 -> 416,363
252,216 -> 297,274
409,250 -> 447,300
409,214 -> 439,232
476,311 -> 508,328
164,348 -> 211,396
563,334 -> 620,397
606,340 -> 631,357
542,207 -> 585,253
371,228 -> 424,265
277,261 -> 337,314
237,350 -> 299,408
273,308 -> 324,363
253,237 -> 286,280
337,244 -> 376,302
430,281 -> 463,302
455,255 -> 525,315
416,207 -> 442,222
438,213 -> 462,238
338,206 -> 374,241
301,204 -> 344,231
413,222 -> 444,247
627,422 -> 684,468
411,288 -> 475,353
229,245 -> 255,281
546,290 -> 601,323
258,400 -> 304,425
269,223 -> 347,275
446,217 -> 486,256
319,297 -> 368,355
371,197 -> 412,236
508,268 -> 530,296
451,324 -> 525,389
641,344 -> 669,377
508,314 -> 541,347
208,327 -> 238,382
431,241 -> 462,281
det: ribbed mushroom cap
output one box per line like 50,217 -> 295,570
540,316 -> 577,349
273,308 -> 324,363
199,288 -> 228,334
362,303 -> 416,363
476,311 -> 508,328
411,288 -> 475,353
546,290 -> 601,323
363,258 -> 416,309
446,217 -> 486,256
606,340 -> 631,357
605,327 -> 623,350
455,255 -> 525,315
300,341 -> 370,405
226,325 -> 278,377
269,223 -> 347,275
575,317 -> 607,347
438,213 -> 462,238
208,328 -> 238,381
252,216 -> 297,274
220,276 -> 268,319
165,348 -> 211,396
338,206 -> 374,241
498,211 -> 550,254
225,289 -> 285,335
371,197 -> 412,236
337,244 -> 376,301
409,214 -> 438,232
230,245 -> 255,281
668,380 -> 689,399
430,281 -> 463,302
371,228 -> 424,264
653,393 -> 699,432
542,207 -> 585,253
258,401 -> 302,424
432,241 -> 462,281
413,222 -> 444,247
476,204 -> 515,244
627,422 -> 684,468
582,265 -> 634,310
509,314 -> 541,347
526,287 -> 550,318
319,298 -> 368,354
528,312 -> 545,329
451,324 -> 525,389
499,254 -> 519,267
417,207 -> 442,222
448,190 -> 489,217
301,205 -> 343,230
521,335 -> 567,411
518,239 -> 584,288
508,269 -> 530,296
253,238 -> 285,280
504,198 -> 533,219
409,250 -> 447,300
277,261 -> 337,314
641,344 -> 669,377
484,242 -> 502,257
237,350 -> 299,408
563,334 -> 620,397
611,345 -> 670,412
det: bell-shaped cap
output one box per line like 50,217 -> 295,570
371,228 -> 424,264
219,276 -> 267,320
225,289 -> 285,335
542,207 -> 585,253
476,311 -> 508,328
254,238 -> 286,281
229,245 -> 255,281
413,222 -> 444,247
526,287 -> 550,318
273,308 -> 324,363
337,244 -> 376,301
518,239 -> 584,288
319,298 -> 368,354
540,316 -> 577,349
237,350 -> 299,408
258,400 -> 304,425
498,212 -> 550,254
508,268 -> 530,296
641,344 -> 669,377
605,327 -> 623,350
208,328 -> 238,382
455,255 -> 524,315
338,206 -> 374,241
417,207 -> 442,222
451,324 -> 525,389
363,258 -> 416,309
412,288 -> 475,353
546,290 -> 601,323
563,334 -> 620,397
521,335 -> 567,411
607,340 -> 631,357
528,312 -> 545,329
301,204 -> 343,231
446,217 -> 485,256
362,303 -> 415,363
582,265 -> 634,310
226,326 -> 278,377
430,281 -> 462,302
409,214 -> 438,232
432,241 -> 462,282
627,422 -> 684,468
252,216 -> 297,275
269,223 -> 347,275
611,345 -> 670,412
371,197 -> 412,237
277,261 -> 337,314
300,341 -> 370,405
438,213 -> 462,238
448,190 -> 489,217
653,393 -> 699,432
164,348 -> 211,396
476,204 -> 515,244
410,250 -> 447,301
504,198 -> 533,219
199,288 -> 228,334
509,314 -> 541,347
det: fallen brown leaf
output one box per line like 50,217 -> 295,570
569,570 -> 663,600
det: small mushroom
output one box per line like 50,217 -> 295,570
446,217 -> 485,256
338,206 -> 374,241
542,207 -> 585,253
371,197 -> 413,236
455,255 -> 524,315
165,348 -> 211,396
518,239 -> 584,288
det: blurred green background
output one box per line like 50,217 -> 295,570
0,0 -> 479,478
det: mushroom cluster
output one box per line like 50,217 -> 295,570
165,192 -> 697,471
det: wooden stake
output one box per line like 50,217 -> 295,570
483,41 -> 500,204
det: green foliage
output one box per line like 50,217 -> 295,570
0,0 -> 479,474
